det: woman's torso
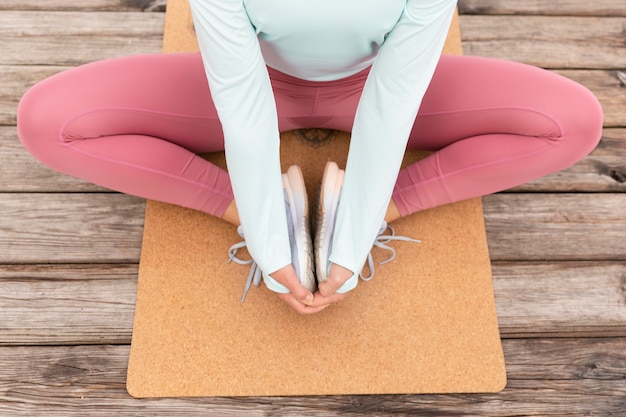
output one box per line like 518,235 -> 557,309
243,0 -> 406,80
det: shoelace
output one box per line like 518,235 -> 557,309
228,191 -> 295,302
229,221 -> 420,300
360,222 -> 421,281
227,225 -> 262,303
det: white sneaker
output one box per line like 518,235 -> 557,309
314,162 -> 420,293
228,165 -> 315,301
314,161 -> 356,292
280,165 -> 316,293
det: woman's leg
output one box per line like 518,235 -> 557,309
17,53 -> 234,218
392,55 -> 603,216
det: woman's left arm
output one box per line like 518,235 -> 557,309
327,0 -> 457,288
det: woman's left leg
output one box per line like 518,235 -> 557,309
392,55 -> 603,216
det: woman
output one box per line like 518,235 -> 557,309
17,0 -> 603,314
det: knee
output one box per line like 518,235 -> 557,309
554,81 -> 604,168
16,77 -> 68,167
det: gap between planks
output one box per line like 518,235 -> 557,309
1,261 -> 625,346
0,338 -> 624,416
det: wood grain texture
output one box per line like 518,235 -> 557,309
1,261 -> 625,346
0,193 -> 144,263
483,193 -> 626,261
0,339 -> 624,415
458,0 -> 626,16
2,1 -> 625,414
3,193 -> 624,264
0,11 -> 164,65
493,261 -> 626,337
0,0 -> 166,12
460,15 -> 626,69
4,16 -> 625,123
0,264 -> 137,346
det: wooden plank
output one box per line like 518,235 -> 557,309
1,262 -> 624,345
0,1 -> 623,415
458,0 -> 626,17
0,11 -> 164,66
0,193 -> 144,263
0,339 -> 624,415
2,12 -> 625,73
460,15 -> 626,69
1,193 -> 624,264
0,0 -> 166,12
484,193 -> 626,261
5,0 -> 626,16
493,261 -> 626,338
0,264 -> 136,346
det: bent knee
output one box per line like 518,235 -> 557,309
553,81 -> 604,167
16,74 -> 76,167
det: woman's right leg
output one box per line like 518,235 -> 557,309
17,53 -> 234,218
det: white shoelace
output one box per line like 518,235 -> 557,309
228,191 -> 295,302
360,222 -> 421,281
229,221 -> 421,301
228,225 -> 262,303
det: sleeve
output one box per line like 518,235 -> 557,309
188,0 -> 291,276
329,0 -> 457,279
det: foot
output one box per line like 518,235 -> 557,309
314,161 -> 344,284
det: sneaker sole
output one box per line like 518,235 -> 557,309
315,162 -> 360,294
284,165 -> 316,292
262,166 -> 313,294
315,161 -> 343,283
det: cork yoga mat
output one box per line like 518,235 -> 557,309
126,0 -> 506,397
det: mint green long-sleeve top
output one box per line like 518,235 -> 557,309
188,0 -> 457,290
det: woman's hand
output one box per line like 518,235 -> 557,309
317,263 -> 354,298
269,264 -> 350,314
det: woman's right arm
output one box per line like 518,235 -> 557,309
188,0 -> 292,278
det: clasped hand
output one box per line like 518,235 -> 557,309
269,263 -> 354,314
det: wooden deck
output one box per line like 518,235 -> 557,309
1,0 -> 625,415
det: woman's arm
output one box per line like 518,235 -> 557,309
328,0 -> 457,285
188,0 -> 291,277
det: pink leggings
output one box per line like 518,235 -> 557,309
17,53 -> 602,218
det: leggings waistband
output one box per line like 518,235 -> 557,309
267,65 -> 370,101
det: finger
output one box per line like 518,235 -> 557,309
269,265 -> 314,305
318,278 -> 344,297
307,290 -> 348,308
318,263 -> 355,297
277,293 -> 328,315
